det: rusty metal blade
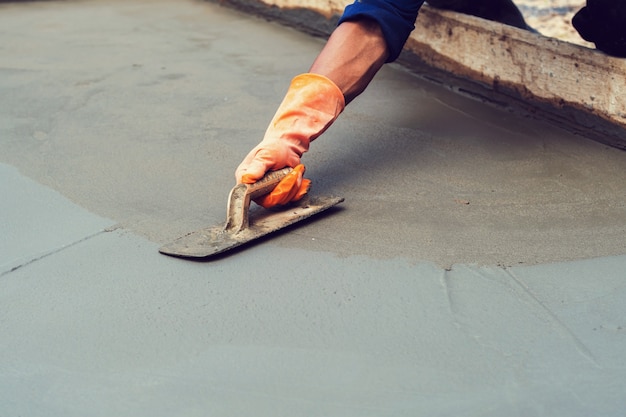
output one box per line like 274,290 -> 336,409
159,195 -> 344,259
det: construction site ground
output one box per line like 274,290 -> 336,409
1,0 -> 625,416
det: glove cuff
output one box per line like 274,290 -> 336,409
289,73 -> 346,114
266,72 -> 346,155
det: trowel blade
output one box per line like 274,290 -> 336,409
159,195 -> 344,259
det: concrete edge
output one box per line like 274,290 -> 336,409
209,0 -> 626,149
404,6 -> 626,150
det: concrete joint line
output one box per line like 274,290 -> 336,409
0,229 -> 109,278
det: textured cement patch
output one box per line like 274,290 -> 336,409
2,0 -> 626,268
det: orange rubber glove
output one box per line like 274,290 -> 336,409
235,73 -> 345,207
242,164 -> 311,208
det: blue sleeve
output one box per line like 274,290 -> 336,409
337,0 -> 425,62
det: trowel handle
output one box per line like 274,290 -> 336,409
246,167 -> 293,199
225,167 -> 293,233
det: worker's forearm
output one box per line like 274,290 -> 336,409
309,19 -> 389,104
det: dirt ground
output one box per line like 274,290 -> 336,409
516,0 -> 593,47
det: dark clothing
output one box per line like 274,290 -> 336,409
338,0 -> 426,63
573,0 -> 626,57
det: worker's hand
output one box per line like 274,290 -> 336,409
235,138 -> 302,186
242,164 -> 311,208
235,73 -> 345,207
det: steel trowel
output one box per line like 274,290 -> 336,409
159,167 -> 344,259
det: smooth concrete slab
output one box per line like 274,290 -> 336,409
0,163 -> 114,275
1,220 -> 625,416
1,0 -> 625,415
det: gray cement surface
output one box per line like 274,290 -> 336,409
1,0 -> 625,415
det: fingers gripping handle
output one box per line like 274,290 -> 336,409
246,167 -> 293,200
225,167 -> 293,233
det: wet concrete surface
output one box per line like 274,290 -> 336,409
1,0 -> 625,415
